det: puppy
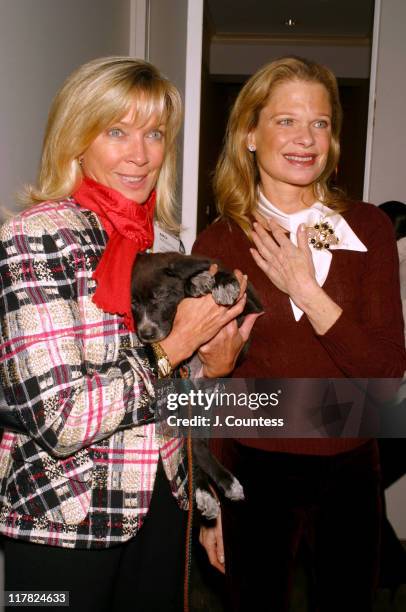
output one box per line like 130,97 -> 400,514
131,252 -> 262,343
131,252 -> 263,518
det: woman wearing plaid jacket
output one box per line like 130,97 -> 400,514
0,57 -> 253,611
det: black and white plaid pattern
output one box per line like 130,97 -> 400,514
0,199 -> 188,548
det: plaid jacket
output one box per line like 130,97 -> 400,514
0,198 -> 188,549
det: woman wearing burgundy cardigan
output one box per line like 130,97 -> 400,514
193,57 -> 406,611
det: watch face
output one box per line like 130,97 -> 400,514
151,342 -> 173,377
158,356 -> 172,377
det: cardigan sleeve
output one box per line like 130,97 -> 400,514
317,208 -> 406,377
0,210 -> 156,458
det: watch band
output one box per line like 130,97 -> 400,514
151,342 -> 173,378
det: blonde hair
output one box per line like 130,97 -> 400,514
214,56 -> 345,234
25,56 -> 182,233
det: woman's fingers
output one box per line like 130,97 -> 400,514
250,247 -> 273,277
266,218 -> 292,246
233,269 -> 248,299
254,219 -> 296,255
162,265 -> 252,365
296,224 -> 313,263
251,221 -> 291,266
253,221 -> 278,249
251,228 -> 276,263
199,517 -> 225,574
214,516 -> 225,568
169,291 -> 245,356
253,209 -> 271,229
199,307 -> 263,377
208,263 -> 218,276
238,312 -> 263,343
199,319 -> 243,377
222,293 -> 247,326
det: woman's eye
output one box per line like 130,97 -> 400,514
147,130 -> 164,140
314,120 -> 329,128
278,118 -> 293,126
107,127 -> 124,137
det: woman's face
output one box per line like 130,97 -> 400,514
248,80 -> 332,200
81,103 -> 166,203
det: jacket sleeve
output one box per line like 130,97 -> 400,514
0,212 -> 156,458
317,209 -> 406,378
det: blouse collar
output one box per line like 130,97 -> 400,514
257,191 -> 367,321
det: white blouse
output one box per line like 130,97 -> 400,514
257,191 -> 368,320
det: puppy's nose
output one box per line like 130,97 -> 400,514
138,325 -> 159,343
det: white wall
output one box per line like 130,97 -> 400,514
0,0 -> 132,218
148,0 -> 188,97
367,0 -> 406,205
210,40 -> 371,79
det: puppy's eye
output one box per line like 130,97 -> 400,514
152,289 -> 168,300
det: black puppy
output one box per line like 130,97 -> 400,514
131,252 -> 262,518
131,251 -> 262,343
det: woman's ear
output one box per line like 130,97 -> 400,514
247,132 -> 256,153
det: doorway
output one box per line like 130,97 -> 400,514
197,0 -> 375,233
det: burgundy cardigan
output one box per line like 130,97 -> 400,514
192,201 -> 406,455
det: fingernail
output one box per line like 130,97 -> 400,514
299,223 -> 306,231
219,555 -> 225,564
243,274 -> 248,281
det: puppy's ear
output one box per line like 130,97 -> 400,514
165,255 -> 212,280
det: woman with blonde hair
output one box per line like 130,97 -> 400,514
194,57 -> 406,610
0,56 -> 253,611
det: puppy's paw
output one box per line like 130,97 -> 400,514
212,271 -> 240,305
196,488 -> 221,519
224,477 -> 245,501
188,271 -> 215,297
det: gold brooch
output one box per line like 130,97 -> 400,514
306,220 -> 339,250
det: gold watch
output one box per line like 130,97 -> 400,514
151,342 -> 173,378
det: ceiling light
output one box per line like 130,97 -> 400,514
284,18 -> 297,27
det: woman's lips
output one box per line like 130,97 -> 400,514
283,154 -> 317,167
117,174 -> 147,189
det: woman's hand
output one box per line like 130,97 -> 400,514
160,272 -> 248,367
199,513 -> 225,574
197,269 -> 262,377
198,313 -> 261,378
250,216 -> 342,334
250,217 -> 318,308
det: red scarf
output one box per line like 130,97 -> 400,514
73,177 -> 155,331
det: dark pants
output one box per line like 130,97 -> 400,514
4,459 -> 187,612
221,440 -> 381,612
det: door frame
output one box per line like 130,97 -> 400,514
363,0 -> 381,201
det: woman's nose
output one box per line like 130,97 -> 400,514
293,125 -> 315,147
127,136 -> 148,166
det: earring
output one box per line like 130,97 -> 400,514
248,144 -> 256,152
78,157 -> 83,167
